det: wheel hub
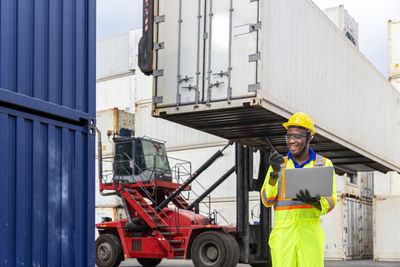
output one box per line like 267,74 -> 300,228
200,241 -> 220,265
98,242 -> 112,262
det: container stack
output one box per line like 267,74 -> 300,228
96,31 -> 241,227
320,172 -> 373,260
95,108 -> 135,237
373,171 -> 400,261
95,30 -> 143,230
323,5 -> 359,47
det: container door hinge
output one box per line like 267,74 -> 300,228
154,42 -> 164,50
249,22 -> 261,32
153,96 -> 163,104
248,53 -> 260,62
176,94 -> 181,108
227,87 -> 232,103
153,69 -> 164,77
248,83 -> 260,92
155,15 -> 165,23
250,0 -> 259,2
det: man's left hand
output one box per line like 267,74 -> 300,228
296,189 -> 321,209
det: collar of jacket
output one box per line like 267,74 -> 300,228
287,148 -> 316,168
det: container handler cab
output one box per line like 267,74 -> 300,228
95,129 -> 272,267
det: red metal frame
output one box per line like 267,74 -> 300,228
96,181 -> 235,260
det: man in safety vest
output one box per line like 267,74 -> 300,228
261,112 -> 337,267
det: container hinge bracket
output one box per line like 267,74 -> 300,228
153,96 -> 163,104
155,15 -> 165,23
154,42 -> 164,50
88,118 -> 96,135
248,53 -> 260,62
176,94 -> 181,107
248,83 -> 260,92
153,69 -> 164,77
249,22 -> 261,32
227,87 -> 232,103
250,0 -> 259,2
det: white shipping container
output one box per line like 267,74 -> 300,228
97,75 -> 136,112
168,145 -> 236,199
202,197 -> 262,226
135,70 -> 154,103
168,145 -> 262,199
373,171 -> 400,196
96,108 -> 135,156
95,207 -> 126,239
373,195 -> 400,261
389,20 -> 400,80
359,172 -> 374,199
323,5 -> 359,47
135,102 -> 226,151
95,158 -> 122,207
151,0 -> 400,174
96,30 -> 141,80
320,196 -> 372,260
95,108 -> 135,207
335,173 -> 364,199
374,171 -> 392,196
392,78 -> 400,92
389,171 -> 400,195
360,200 -> 373,258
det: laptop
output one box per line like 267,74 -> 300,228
284,166 -> 334,199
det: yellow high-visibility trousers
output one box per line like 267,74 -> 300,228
268,223 -> 325,267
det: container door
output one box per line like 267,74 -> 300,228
155,0 -> 259,107
155,0 -> 205,107
204,0 -> 259,104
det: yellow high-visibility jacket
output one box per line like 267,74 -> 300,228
260,154 -> 337,267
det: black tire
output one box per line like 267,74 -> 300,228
225,233 -> 240,267
137,258 -> 162,267
95,234 -> 123,267
191,231 -> 235,267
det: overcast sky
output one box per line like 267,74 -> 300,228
97,0 -> 400,77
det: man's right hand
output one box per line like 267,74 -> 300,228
269,150 -> 284,172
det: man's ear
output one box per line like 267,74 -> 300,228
308,135 -> 314,143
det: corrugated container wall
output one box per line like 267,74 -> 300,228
389,20 -> 400,80
320,196 -> 372,260
136,102 -> 225,151
373,195 -> 400,261
0,0 -> 96,266
97,75 -> 136,112
374,171 -> 400,196
96,30 -> 141,80
392,78 -> 400,91
96,29 -> 153,111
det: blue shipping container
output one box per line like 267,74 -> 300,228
0,0 -> 96,122
0,106 -> 95,266
0,0 -> 96,266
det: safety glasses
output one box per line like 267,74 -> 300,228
284,134 -> 307,141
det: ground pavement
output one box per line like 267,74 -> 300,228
120,259 -> 400,267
